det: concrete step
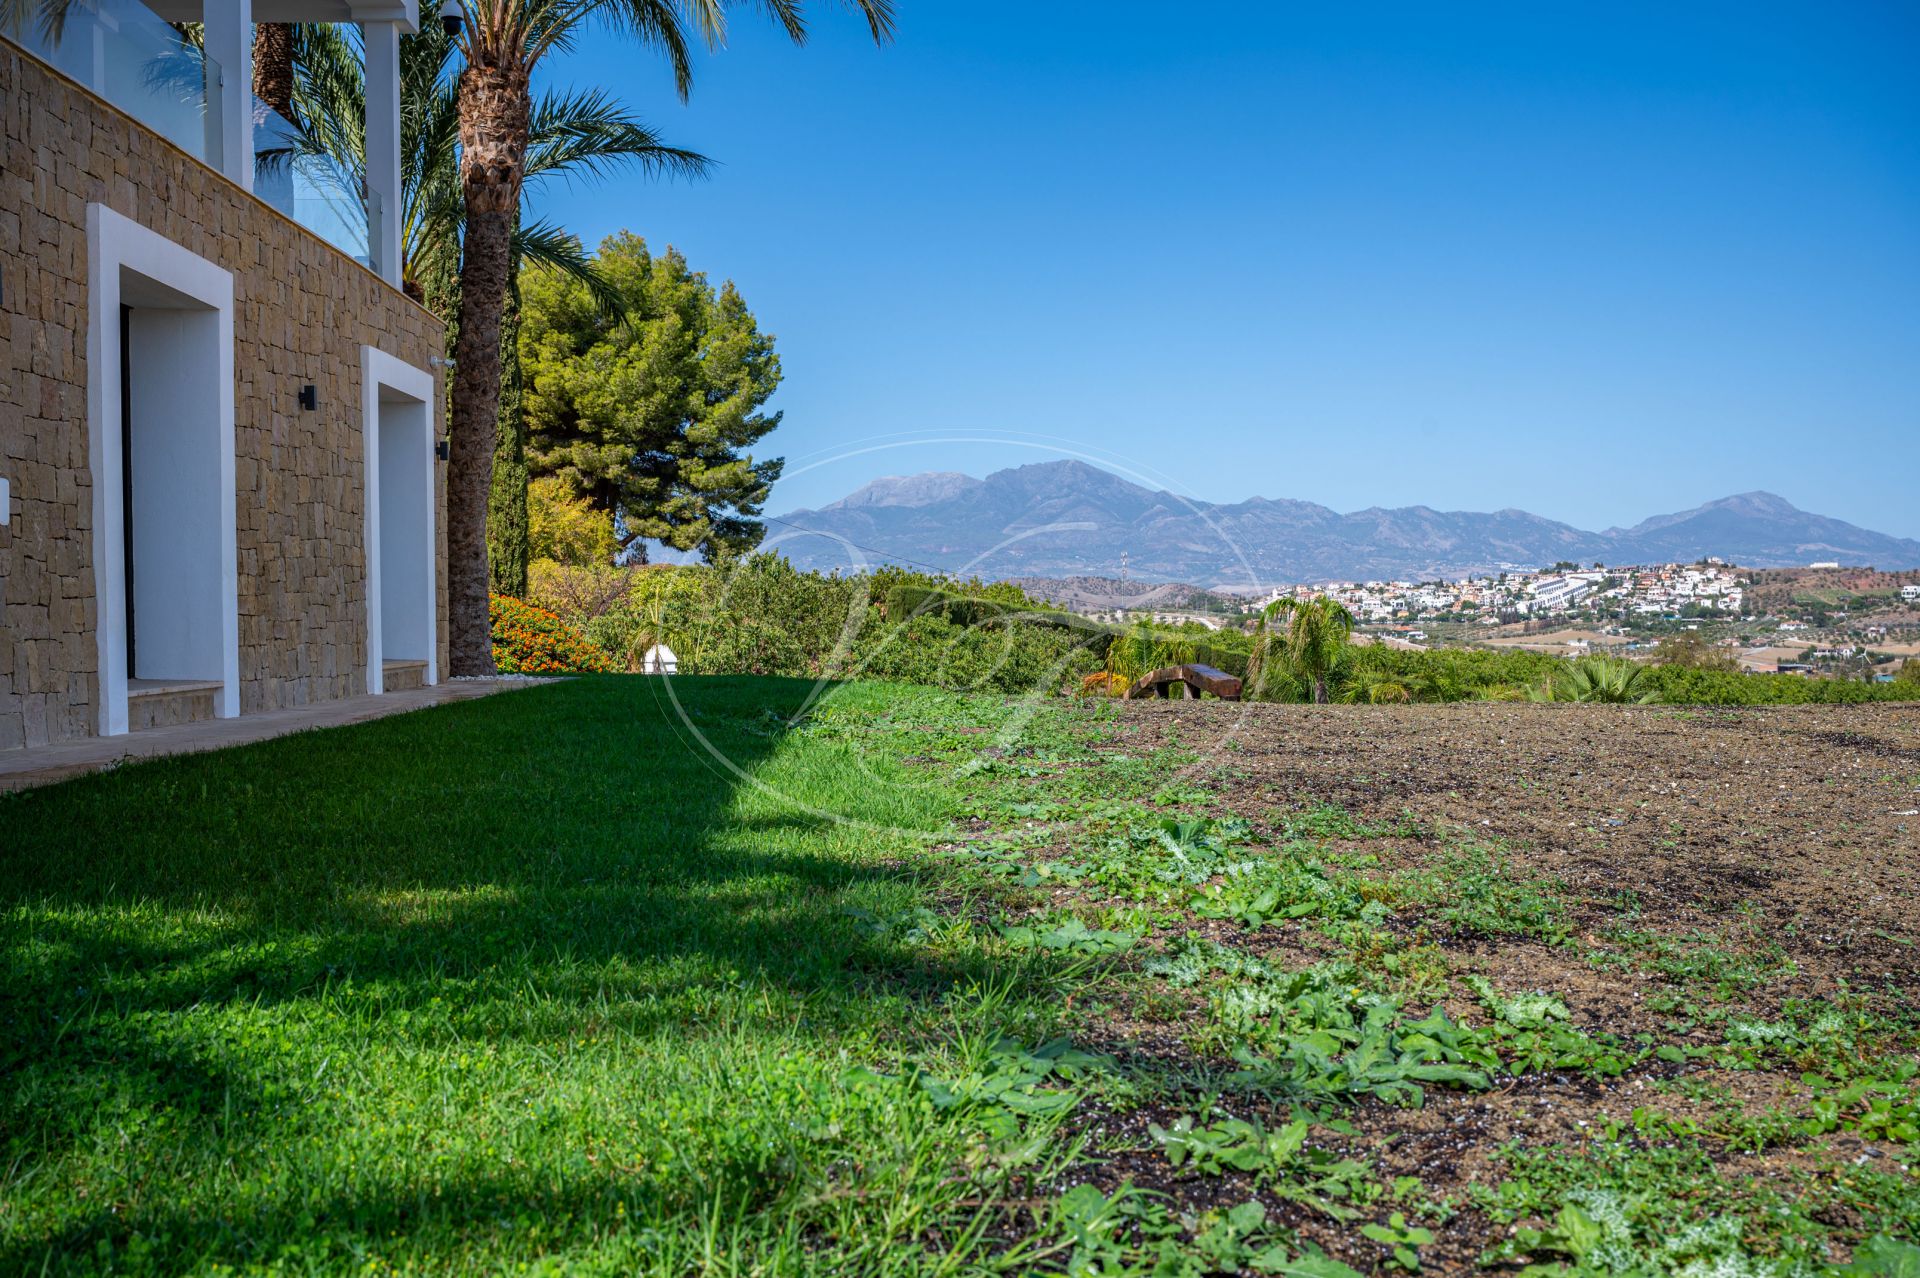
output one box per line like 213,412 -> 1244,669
383,660 -> 429,693
127,678 -> 221,731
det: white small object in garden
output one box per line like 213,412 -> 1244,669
642,644 -> 678,675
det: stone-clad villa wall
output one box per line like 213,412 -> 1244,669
0,44 -> 447,750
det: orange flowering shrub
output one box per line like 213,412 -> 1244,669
490,593 -> 617,675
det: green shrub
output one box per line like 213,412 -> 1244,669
574,557 -> 861,677
1641,665 -> 1916,705
852,608 -> 1102,695
884,584 -> 1018,629
865,564 -> 1048,611
527,552 -> 1920,707
690,556 -> 865,676
1345,645 -> 1559,699
549,557 -> 1102,691
1181,636 -> 1252,677
1323,645 -> 1917,707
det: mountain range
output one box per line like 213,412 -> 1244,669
767,461 -> 1920,585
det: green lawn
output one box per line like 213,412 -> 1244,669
3,679 -> 1916,1276
1,678 -> 1121,1275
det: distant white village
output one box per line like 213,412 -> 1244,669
1279,561 -> 1749,625
1122,563 -> 1920,633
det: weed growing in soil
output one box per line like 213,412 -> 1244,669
913,702 -> 1920,1273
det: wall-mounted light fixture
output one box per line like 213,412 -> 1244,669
297,384 -> 317,411
437,0 -> 462,38
435,440 -> 450,461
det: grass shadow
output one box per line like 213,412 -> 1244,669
0,676 -> 1101,1270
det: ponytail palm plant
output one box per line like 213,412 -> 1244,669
436,0 -> 896,673
1249,596 -> 1357,705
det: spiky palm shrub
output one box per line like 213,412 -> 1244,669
1103,621 -> 1159,695
1153,632 -> 1200,668
1532,656 -> 1661,704
1339,669 -> 1413,705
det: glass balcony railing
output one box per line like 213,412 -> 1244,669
5,0 -> 377,274
3,0 -> 224,166
252,104 -> 375,270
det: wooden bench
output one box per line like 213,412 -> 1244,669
1126,663 -> 1243,701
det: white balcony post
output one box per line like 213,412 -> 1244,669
202,0 -> 254,190
362,20 -> 403,287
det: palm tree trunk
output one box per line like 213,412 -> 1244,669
1313,676 -> 1328,705
447,54 -> 530,675
252,23 -> 295,119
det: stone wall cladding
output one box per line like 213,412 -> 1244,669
0,45 -> 449,749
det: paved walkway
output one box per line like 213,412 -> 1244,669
0,679 -> 551,794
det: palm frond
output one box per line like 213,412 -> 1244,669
291,22 -> 368,152
513,219 -> 627,315
740,0 -> 898,44
280,19 -> 692,305
525,87 -> 709,183
827,0 -> 896,43
524,0 -> 696,96
23,0 -> 70,40
679,0 -> 731,45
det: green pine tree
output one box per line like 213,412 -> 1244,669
520,232 -> 784,563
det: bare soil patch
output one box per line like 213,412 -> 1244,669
1136,700 -> 1920,1002
1038,700 -> 1920,1272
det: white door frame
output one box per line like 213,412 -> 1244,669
85,204 -> 238,737
361,346 -> 438,694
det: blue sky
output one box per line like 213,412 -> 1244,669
541,2 -> 1920,538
